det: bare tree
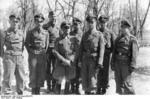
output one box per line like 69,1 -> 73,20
123,0 -> 150,39
16,0 -> 39,33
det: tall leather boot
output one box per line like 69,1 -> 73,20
35,87 -> 40,95
55,84 -> 61,94
52,79 -> 56,92
64,82 -> 70,94
75,82 -> 80,94
32,88 -> 36,95
96,87 -> 102,94
71,82 -> 75,94
101,88 -> 106,95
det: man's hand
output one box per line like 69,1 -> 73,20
52,49 -> 56,54
97,64 -> 104,69
111,62 -> 115,71
129,66 -> 135,74
63,60 -> 71,66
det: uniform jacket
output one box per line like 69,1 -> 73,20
78,29 -> 105,65
0,28 -> 24,56
53,35 -> 76,80
70,29 -> 83,57
25,26 -> 49,54
111,34 -> 139,68
43,22 -> 59,48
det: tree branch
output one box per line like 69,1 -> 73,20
141,0 -> 150,28
47,0 -> 52,11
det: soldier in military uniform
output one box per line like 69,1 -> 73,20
25,14 -> 49,94
70,17 -> 83,94
43,11 -> 59,92
97,15 -> 115,94
77,15 -> 105,94
111,20 -> 139,94
52,21 -> 76,94
1,15 -> 25,95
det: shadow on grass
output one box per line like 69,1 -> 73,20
134,66 -> 150,76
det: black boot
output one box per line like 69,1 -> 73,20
96,88 -> 103,95
55,84 -> 61,94
32,88 -> 36,95
35,87 -> 40,95
101,88 -> 106,95
52,79 -> 56,92
64,82 -> 70,94
17,89 -> 23,95
71,83 -> 75,94
75,83 -> 80,94
47,85 -> 51,93
85,91 -> 91,95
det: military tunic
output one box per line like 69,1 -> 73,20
78,30 -> 105,92
111,34 -> 139,94
1,28 -> 25,94
43,22 -> 59,48
53,35 -> 76,81
25,27 -> 49,88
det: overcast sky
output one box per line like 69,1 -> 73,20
0,0 -> 150,30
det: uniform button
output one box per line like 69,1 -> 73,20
119,52 -> 122,55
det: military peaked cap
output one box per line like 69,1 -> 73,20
98,15 -> 109,23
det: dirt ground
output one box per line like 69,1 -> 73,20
1,47 -> 150,95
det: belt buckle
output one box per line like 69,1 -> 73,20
119,52 -> 122,55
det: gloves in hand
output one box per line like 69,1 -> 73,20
129,66 -> 135,73
63,60 -> 71,66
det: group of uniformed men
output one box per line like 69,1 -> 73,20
0,11 -> 139,95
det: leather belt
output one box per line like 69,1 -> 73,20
83,50 -> 97,57
4,50 -> 22,56
29,48 -> 46,54
116,52 -> 128,56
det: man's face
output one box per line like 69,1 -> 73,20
72,23 -> 80,31
62,26 -> 70,36
49,15 -> 56,24
35,19 -> 44,27
98,22 -> 105,32
9,19 -> 19,28
87,19 -> 96,30
99,22 -> 105,29
120,25 -> 130,36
